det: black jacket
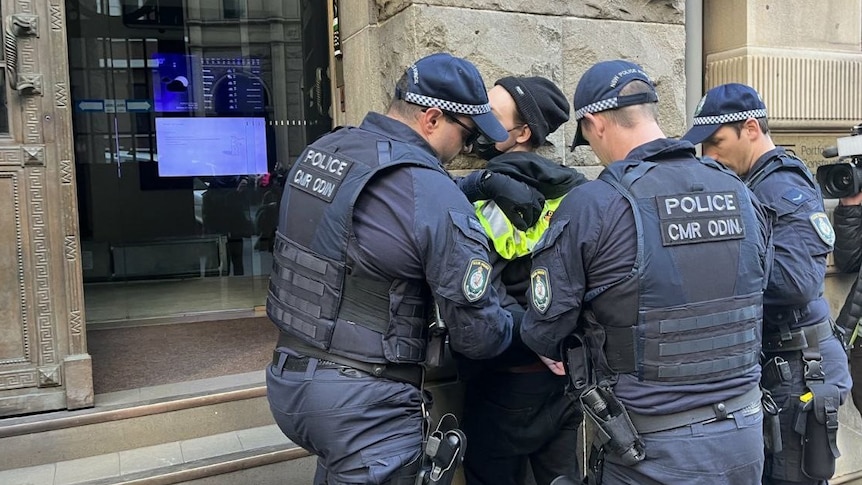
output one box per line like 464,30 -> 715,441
834,204 -> 862,331
458,152 -> 587,376
486,152 -> 588,310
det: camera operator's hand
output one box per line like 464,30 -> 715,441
840,192 -> 862,206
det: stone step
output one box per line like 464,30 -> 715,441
0,372 -> 275,472
0,369 -> 473,484
0,424 -> 315,485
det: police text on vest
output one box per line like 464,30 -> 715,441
289,148 -> 354,203
656,192 -> 746,246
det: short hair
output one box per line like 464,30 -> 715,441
600,80 -> 659,128
729,118 -> 770,136
387,73 -> 425,119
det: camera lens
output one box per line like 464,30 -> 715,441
817,162 -> 862,198
831,165 -> 853,192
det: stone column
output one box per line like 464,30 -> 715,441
337,0 -> 687,173
705,0 -> 862,167
704,0 -> 862,479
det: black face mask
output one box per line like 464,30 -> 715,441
473,135 -> 505,161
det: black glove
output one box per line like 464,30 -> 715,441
470,170 -> 544,231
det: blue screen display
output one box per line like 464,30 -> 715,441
155,117 -> 267,177
152,53 -> 200,113
202,57 -> 266,114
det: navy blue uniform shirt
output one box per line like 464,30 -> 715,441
746,148 -> 832,326
349,112 -> 513,359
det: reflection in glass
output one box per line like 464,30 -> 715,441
67,1 -> 332,322
223,0 -> 245,20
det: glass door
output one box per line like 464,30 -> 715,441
67,0 -> 332,324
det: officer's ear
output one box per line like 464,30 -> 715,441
582,112 -> 605,143
418,107 -> 445,137
741,118 -> 761,141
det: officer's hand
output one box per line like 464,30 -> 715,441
480,171 -> 545,230
539,355 -> 566,376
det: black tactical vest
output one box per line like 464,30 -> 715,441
267,125 -> 445,365
589,157 -> 766,384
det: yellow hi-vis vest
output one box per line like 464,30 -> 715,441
474,196 -> 565,260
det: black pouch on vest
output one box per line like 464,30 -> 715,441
793,383 -> 841,480
562,334 -> 590,394
761,356 -> 792,389
762,389 -> 782,454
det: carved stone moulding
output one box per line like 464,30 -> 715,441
4,13 -> 43,96
0,147 -> 24,167
38,365 -> 61,387
23,145 -> 45,165
0,370 -> 37,390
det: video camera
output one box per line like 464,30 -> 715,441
817,123 -> 862,198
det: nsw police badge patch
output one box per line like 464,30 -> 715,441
531,267 -> 552,314
810,212 -> 835,246
463,259 -> 491,302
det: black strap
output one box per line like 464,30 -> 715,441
761,319 -> 832,387
276,333 -> 424,387
628,385 -> 762,434
801,322 -> 826,387
762,318 -> 834,353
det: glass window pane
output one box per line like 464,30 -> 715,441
0,12 -> 6,134
69,0 -> 334,323
0,70 -> 7,133
223,0 -> 245,19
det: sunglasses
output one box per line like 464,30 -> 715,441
441,111 -> 481,148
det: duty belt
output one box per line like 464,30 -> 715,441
271,352 -> 340,371
762,319 -> 834,353
273,335 -> 424,388
628,385 -> 762,434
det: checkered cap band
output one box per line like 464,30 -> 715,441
574,98 -> 620,121
692,108 -> 767,126
404,91 -> 491,115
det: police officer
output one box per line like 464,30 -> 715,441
682,83 -> 852,485
265,52 -> 538,485
458,76 -> 587,485
521,60 -> 770,484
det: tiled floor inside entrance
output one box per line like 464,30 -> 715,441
83,274 -> 270,325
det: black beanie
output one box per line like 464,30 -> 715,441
494,76 -> 570,146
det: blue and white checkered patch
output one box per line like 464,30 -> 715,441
574,98 -> 620,121
691,108 -> 768,126
403,91 -> 491,116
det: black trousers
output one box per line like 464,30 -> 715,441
461,369 -> 582,485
